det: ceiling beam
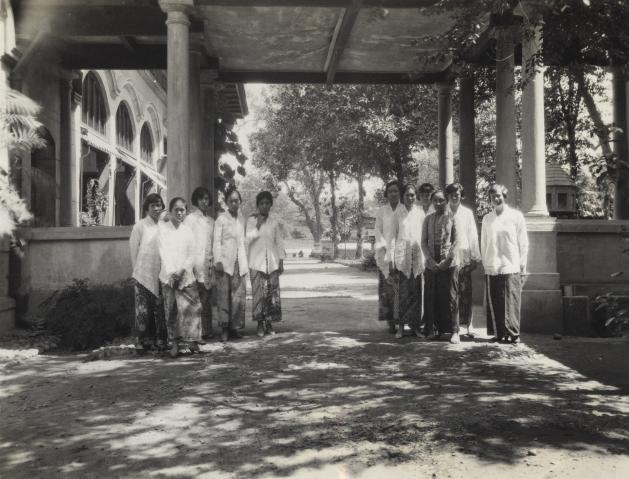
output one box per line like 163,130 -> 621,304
217,70 -> 449,84
325,0 -> 362,84
17,0 -> 440,8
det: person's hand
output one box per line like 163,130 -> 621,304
278,259 -> 284,275
425,257 -> 438,271
215,262 -> 224,273
520,265 -> 528,277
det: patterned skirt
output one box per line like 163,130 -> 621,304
162,283 -> 203,343
458,265 -> 474,327
134,281 -> 166,344
378,269 -> 400,323
215,260 -> 246,330
251,269 -> 282,323
399,273 -> 423,328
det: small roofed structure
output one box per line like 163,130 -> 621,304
546,164 -> 578,218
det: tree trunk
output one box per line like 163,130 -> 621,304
575,69 -> 613,159
355,173 -> 365,259
327,169 -> 339,259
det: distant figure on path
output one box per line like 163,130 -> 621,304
446,182 -> 481,338
481,184 -> 529,344
246,191 -> 285,337
375,180 -> 404,334
421,189 -> 459,342
184,187 -> 216,340
213,187 -> 248,342
158,197 -> 203,357
129,193 -> 167,351
394,184 -> 425,338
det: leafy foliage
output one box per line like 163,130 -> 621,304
79,178 -> 108,226
43,279 -> 134,350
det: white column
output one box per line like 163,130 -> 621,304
107,154 -> 116,226
459,75 -> 476,210
521,22 -> 549,216
437,82 -> 454,187
495,26 -> 518,200
160,0 -> 193,202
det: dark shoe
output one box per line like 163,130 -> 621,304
509,335 -> 521,344
266,321 -> 276,336
220,328 -> 229,343
257,321 -> 265,338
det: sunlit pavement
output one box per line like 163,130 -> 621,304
1,260 -> 629,479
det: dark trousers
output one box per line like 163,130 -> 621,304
423,267 -> 459,335
486,274 -> 522,338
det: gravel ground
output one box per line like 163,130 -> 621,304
1,260 -> 628,478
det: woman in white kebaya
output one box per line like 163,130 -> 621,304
129,193 -> 166,351
394,184 -> 425,338
213,187 -> 248,342
375,180 -> 404,333
158,197 -> 202,357
246,191 -> 285,337
446,182 -> 481,338
481,184 -> 529,344
184,187 -> 215,340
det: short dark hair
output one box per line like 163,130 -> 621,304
430,188 -> 446,201
401,183 -> 416,197
384,180 -> 401,198
445,182 -> 465,199
169,197 -> 186,211
191,187 -> 211,207
488,183 -> 508,200
142,193 -> 164,214
417,182 -> 435,195
256,190 -> 274,207
224,186 -> 242,203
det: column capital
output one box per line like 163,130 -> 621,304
159,0 -> 194,20
436,81 -> 454,94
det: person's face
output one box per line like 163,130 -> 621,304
258,197 -> 272,216
403,188 -> 416,209
386,185 -> 400,206
227,192 -> 241,213
170,200 -> 187,225
147,201 -> 163,221
432,193 -> 447,214
418,190 -> 433,207
197,194 -> 211,213
490,191 -> 505,209
448,190 -> 462,207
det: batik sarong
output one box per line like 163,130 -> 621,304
423,267 -> 459,335
134,281 -> 166,344
485,273 -> 522,338
378,269 -> 400,323
216,260 -> 246,330
162,283 -> 203,343
399,273 -> 422,329
458,265 -> 474,327
251,269 -> 282,323
197,282 -> 215,337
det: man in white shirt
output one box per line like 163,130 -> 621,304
481,184 -> 529,344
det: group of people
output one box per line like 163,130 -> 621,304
129,186 -> 285,357
376,181 -> 528,345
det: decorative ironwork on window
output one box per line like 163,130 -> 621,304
140,123 -> 154,164
116,103 -> 134,151
81,72 -> 107,135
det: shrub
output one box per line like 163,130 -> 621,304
361,249 -> 377,271
44,278 -> 134,350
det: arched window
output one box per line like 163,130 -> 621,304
116,103 -> 134,151
81,72 -> 107,135
140,123 -> 154,164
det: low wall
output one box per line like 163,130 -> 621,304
14,227 -> 132,317
556,220 -> 629,298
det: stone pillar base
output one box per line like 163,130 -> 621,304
521,289 -> 563,334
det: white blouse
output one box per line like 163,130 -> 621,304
395,205 -> 425,278
213,211 -> 248,277
129,216 -> 161,296
183,208 -> 215,287
481,205 -> 529,275
375,203 -> 404,278
246,215 -> 286,274
157,221 -> 196,288
450,205 -> 481,267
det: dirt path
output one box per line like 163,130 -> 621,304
1,260 -> 629,478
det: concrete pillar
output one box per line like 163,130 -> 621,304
160,0 -> 193,202
495,26 -> 518,200
202,86 -> 217,215
107,153 -> 116,226
71,88 -> 83,227
437,82 -> 454,188
521,23 -> 549,217
188,48 -> 203,198
458,75 -> 476,210
613,69 -> 629,219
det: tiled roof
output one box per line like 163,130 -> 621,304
546,164 -> 576,187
